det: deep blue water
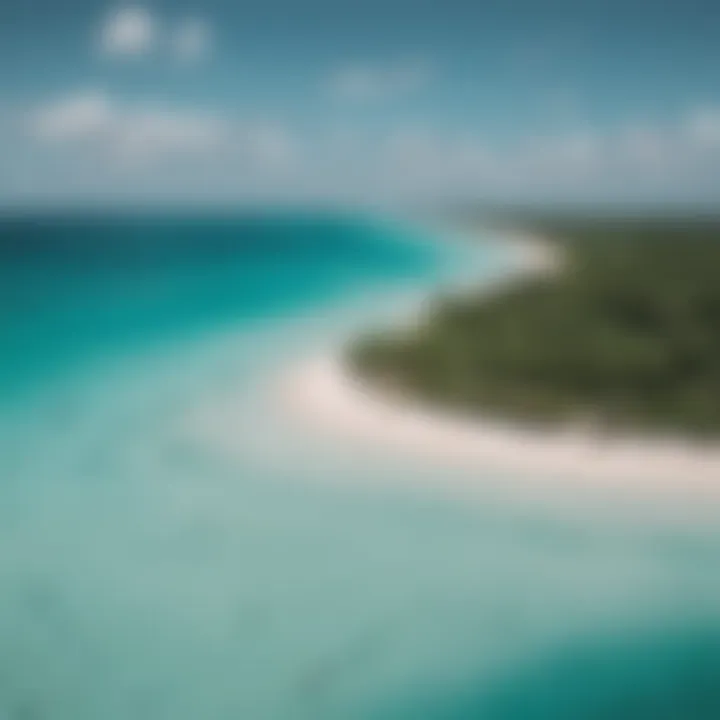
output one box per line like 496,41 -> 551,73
0,213 -> 719,720
0,213 -> 443,398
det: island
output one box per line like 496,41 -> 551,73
347,216 -> 720,438
280,214 -> 720,493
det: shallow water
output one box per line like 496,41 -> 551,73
1,212 -> 719,719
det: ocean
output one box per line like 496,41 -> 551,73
0,212 -> 719,719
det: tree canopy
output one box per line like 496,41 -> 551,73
348,219 -> 720,436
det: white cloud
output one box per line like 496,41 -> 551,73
13,89 -> 720,204
327,60 -> 433,104
243,124 -> 297,171
30,91 -> 229,166
172,18 -> 212,63
362,116 -> 717,200
113,110 -> 228,165
684,107 -> 720,150
556,133 -> 600,173
32,90 -> 113,140
379,127 -> 495,188
99,6 -> 155,57
27,91 -> 299,181
98,8 -> 213,64
620,126 -> 668,166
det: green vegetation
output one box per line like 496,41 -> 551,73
348,218 -> 720,436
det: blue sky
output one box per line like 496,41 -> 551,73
1,0 -> 720,206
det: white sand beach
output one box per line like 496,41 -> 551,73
279,233 -> 720,498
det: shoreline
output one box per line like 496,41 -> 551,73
278,228 -> 720,498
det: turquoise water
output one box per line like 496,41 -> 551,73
1,213 -> 719,719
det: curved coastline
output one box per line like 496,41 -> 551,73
279,230 -> 720,498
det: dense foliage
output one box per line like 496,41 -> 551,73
348,220 -> 720,436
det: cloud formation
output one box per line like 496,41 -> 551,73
685,107 -> 720,150
32,90 -> 112,140
28,90 -> 296,178
99,7 -> 155,57
13,89 -> 720,204
98,7 -> 212,63
31,90 -> 228,164
327,60 -> 434,104
303,108 -> 720,202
